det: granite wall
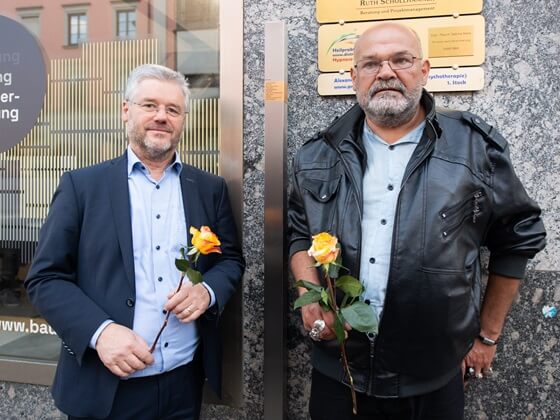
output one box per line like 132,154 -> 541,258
1,0 -> 559,418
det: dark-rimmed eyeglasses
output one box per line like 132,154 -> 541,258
354,53 -> 420,75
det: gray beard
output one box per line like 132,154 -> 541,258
358,80 -> 423,128
127,121 -> 179,161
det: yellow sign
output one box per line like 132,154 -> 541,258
264,80 -> 287,102
318,15 -> 485,72
317,67 -> 484,95
429,26 -> 474,57
316,0 -> 483,24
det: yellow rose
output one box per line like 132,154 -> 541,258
190,226 -> 222,255
308,232 -> 339,266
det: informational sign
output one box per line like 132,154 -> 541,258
0,15 -> 47,154
264,80 -> 288,102
317,67 -> 484,95
316,0 -> 483,24
318,15 -> 485,72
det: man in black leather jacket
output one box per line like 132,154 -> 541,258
288,22 -> 546,419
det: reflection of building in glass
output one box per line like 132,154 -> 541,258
0,1 -> 220,366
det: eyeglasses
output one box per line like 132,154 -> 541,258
354,53 -> 420,75
129,101 -> 185,118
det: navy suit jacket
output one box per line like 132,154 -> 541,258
25,153 -> 244,418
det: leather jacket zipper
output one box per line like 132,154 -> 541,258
441,190 -> 483,238
440,190 -> 483,222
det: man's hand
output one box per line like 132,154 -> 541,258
95,323 -> 154,377
302,302 -> 338,341
462,273 -> 520,384
164,282 -> 210,323
463,339 -> 496,381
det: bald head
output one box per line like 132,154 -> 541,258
350,21 -> 430,130
353,22 -> 423,65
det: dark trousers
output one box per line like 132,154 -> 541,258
309,369 -> 464,420
69,359 -> 204,420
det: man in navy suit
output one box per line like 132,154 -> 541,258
25,64 -> 244,419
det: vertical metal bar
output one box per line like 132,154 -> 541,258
216,0 -> 244,407
263,20 -> 288,420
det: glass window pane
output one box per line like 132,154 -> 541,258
0,0 -> 222,373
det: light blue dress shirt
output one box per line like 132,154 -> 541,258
359,121 -> 425,318
90,147 -> 215,378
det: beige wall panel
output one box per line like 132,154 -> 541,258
316,0 -> 482,24
317,66 -> 484,95
318,15 -> 485,72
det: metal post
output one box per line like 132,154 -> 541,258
263,20 -> 288,420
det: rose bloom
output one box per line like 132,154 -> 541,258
308,232 -> 339,265
190,226 -> 222,255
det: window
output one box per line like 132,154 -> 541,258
68,13 -> 87,45
17,7 -> 42,37
0,1 -> 243,402
116,9 -> 136,38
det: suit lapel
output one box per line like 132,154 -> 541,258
108,154 -> 135,290
180,165 -> 201,242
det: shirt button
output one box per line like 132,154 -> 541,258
164,342 -> 169,348
155,245 -> 160,250
380,219 -> 387,225
369,257 -> 375,264
365,299 -> 371,305
156,214 -> 161,219
158,276 -> 163,282
388,145 -> 395,150
162,309 -> 167,314
156,185 -> 160,190
387,184 -> 394,191
126,298 -> 135,307
367,332 -> 375,338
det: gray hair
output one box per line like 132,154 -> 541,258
124,64 -> 190,110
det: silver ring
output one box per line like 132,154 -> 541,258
313,319 -> 326,332
309,328 -> 321,341
185,305 -> 193,315
475,372 -> 483,379
466,367 -> 475,378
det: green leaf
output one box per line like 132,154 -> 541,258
333,314 -> 346,345
295,279 -> 323,293
186,267 -> 203,285
335,275 -> 363,298
341,302 -> 378,333
175,258 -> 190,272
293,290 -> 322,309
320,289 -> 330,307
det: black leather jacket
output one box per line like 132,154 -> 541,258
288,91 -> 546,397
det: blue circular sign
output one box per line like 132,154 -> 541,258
0,15 -> 47,153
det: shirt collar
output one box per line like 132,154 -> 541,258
127,146 -> 183,177
362,120 -> 426,147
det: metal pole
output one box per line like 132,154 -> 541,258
263,20 -> 288,420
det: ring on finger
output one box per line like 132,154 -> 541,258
313,319 -> 326,332
309,328 -> 321,341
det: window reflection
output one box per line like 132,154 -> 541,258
0,0 -> 220,367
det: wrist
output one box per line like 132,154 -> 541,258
478,334 -> 498,346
